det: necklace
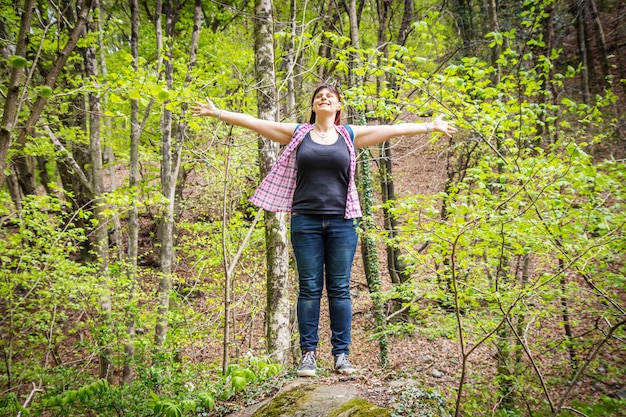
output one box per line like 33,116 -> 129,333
314,126 -> 332,138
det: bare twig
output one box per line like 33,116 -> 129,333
385,294 -> 424,322
43,123 -> 93,194
553,319 -> 626,416
560,406 -> 590,417
17,383 -> 42,417
502,308 -> 554,412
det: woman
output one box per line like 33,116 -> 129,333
191,85 -> 456,377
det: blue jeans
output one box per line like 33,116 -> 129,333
290,213 -> 358,356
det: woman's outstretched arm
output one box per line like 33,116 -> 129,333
191,98 -> 298,145
351,116 -> 457,148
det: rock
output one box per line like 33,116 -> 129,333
431,369 -> 444,378
227,380 -> 391,417
613,388 -> 626,400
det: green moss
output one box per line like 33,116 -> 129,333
328,398 -> 392,417
251,384 -> 318,417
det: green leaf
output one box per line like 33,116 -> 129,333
197,392 -> 215,410
157,89 -> 170,101
9,55 -> 28,68
180,399 -> 196,413
231,376 -> 246,394
37,86 -> 53,98
109,93 -> 123,103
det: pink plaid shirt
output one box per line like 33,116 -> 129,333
249,123 -> 362,219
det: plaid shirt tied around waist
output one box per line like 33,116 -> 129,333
249,123 -> 362,219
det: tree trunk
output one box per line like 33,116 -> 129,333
358,151 -> 389,369
587,0 -> 623,135
94,0 -> 123,261
0,0 -> 35,189
254,0 -> 291,366
495,259 -> 515,409
154,0 -> 181,355
85,32 -> 112,382
559,258 -> 577,370
283,0 -> 297,121
533,1 -> 555,144
570,0 -> 591,103
376,0 -> 412,286
349,0 -> 389,369
221,133 -> 234,374
379,141 -> 411,285
450,0 -> 476,57
123,0 -> 141,384
487,0 -> 500,84
587,0 -> 612,89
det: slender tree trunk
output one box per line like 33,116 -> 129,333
559,258 -> 577,370
283,0 -> 297,121
496,322 -> 514,409
515,253 -> 530,367
5,172 -> 22,212
379,141 -> 411,285
349,0 -> 389,369
358,151 -> 390,369
492,132 -> 515,410
254,0 -> 291,366
154,0 -> 181,355
543,1 -> 557,144
377,0 -> 412,286
123,0 -> 140,384
487,0 -> 501,84
85,39 -> 112,382
450,0 -> 475,56
221,134 -> 234,374
439,136 -> 476,309
94,0 -> 122,260
0,0 -> 35,189
570,0 -> 591,103
587,0 -> 612,89
397,0 -> 413,46
533,1 -> 555,144
587,0 -> 623,136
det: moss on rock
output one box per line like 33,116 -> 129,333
246,381 -> 391,417
251,383 -> 318,417
328,398 -> 392,417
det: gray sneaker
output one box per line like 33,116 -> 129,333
334,353 -> 356,375
297,351 -> 316,377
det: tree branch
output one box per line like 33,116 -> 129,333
553,319 -> 626,416
43,124 -> 93,195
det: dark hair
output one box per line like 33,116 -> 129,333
309,84 -> 342,125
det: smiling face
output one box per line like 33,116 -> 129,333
309,84 -> 342,124
312,88 -> 341,111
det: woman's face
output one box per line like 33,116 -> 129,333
312,88 -> 341,114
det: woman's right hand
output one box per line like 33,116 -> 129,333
191,98 -> 219,118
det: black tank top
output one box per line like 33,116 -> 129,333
292,133 -> 350,215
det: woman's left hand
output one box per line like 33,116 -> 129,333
190,98 -> 220,118
432,116 -> 457,137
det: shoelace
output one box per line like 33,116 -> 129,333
336,354 -> 352,368
302,351 -> 315,366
